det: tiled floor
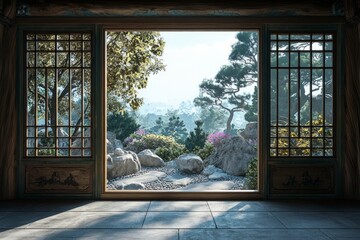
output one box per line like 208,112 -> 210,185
0,200 -> 359,239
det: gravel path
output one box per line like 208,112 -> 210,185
107,164 -> 247,191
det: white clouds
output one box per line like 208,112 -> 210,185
139,32 -> 238,107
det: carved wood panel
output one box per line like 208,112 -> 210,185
270,165 -> 335,194
25,165 -> 93,194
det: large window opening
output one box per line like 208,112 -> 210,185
105,30 -> 259,191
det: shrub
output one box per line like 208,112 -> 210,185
185,120 -> 207,151
192,143 -> 215,160
207,131 -> 231,147
245,158 -> 258,190
125,134 -> 184,154
107,111 -> 140,141
155,144 -> 187,161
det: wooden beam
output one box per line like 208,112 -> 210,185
23,0 -> 341,17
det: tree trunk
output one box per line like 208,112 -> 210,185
226,110 -> 234,134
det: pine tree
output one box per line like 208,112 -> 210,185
185,120 -> 207,151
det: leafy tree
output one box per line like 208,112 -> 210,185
199,106 -> 227,133
27,32 -> 165,154
185,120 -> 207,151
106,31 -> 165,112
194,32 -> 258,133
244,86 -> 258,122
161,116 -> 188,143
107,111 -> 140,141
148,117 -> 164,134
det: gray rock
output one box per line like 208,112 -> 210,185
208,172 -> 229,180
206,136 -> 256,176
180,181 -> 235,191
107,139 -> 115,154
114,139 -> 123,148
176,154 -> 204,174
138,149 -> 165,167
164,173 -> 192,186
107,151 -> 141,178
122,182 -> 145,190
240,122 -> 258,140
107,154 -> 113,164
165,160 -> 177,169
107,131 -> 117,143
202,165 -> 223,176
70,128 -> 91,156
114,171 -> 166,185
114,148 -> 125,156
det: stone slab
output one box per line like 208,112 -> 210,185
113,171 -> 166,185
164,173 -> 192,186
180,181 -> 235,191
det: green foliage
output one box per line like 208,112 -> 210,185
199,106 -> 227,133
244,86 -> 258,122
148,117 -> 164,134
106,31 -> 165,112
194,32 -> 258,133
271,116 -> 333,156
161,116 -> 188,143
185,120 -> 207,151
155,144 -> 187,162
245,158 -> 258,190
107,111 -> 140,141
125,133 -> 184,154
192,143 -> 215,160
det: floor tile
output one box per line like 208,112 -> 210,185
0,212 -> 55,229
321,229 -> 360,240
208,201 -> 266,212
143,212 -> 215,228
27,211 -> 147,229
273,212 -> 360,228
0,229 -> 178,240
69,201 -> 150,212
0,201 -> 40,212
149,201 -> 210,212
258,200 -> 360,212
179,229 -> 331,240
212,212 -> 285,228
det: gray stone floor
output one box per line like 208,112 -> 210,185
0,200 -> 359,239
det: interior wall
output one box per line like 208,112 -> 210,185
0,0 -> 16,200
2,0 -> 359,200
344,0 -> 360,200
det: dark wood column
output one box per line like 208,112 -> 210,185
344,0 -> 360,200
0,0 -> 16,200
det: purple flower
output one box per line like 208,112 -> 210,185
135,129 -> 147,136
207,132 -> 231,146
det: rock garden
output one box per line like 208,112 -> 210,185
106,122 -> 258,191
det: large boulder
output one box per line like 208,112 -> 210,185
175,154 -> 204,174
107,131 -> 123,154
206,136 -> 256,176
107,150 -> 141,178
138,149 -> 165,167
240,122 -> 258,141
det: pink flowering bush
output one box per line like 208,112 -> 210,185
207,132 -> 231,146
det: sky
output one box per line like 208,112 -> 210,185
138,31 -> 239,107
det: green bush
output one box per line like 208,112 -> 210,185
245,158 -> 258,190
185,120 -> 207,151
125,134 -> 185,160
155,144 -> 187,162
107,111 -> 140,141
192,143 -> 215,160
